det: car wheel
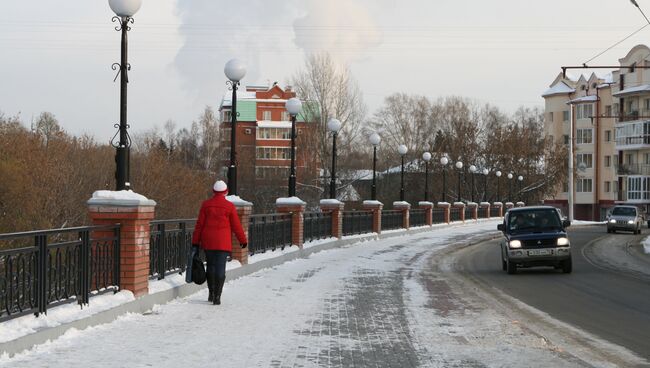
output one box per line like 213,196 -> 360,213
562,258 -> 572,274
506,259 -> 517,274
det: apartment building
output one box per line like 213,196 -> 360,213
543,44 -> 650,220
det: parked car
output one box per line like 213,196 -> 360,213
498,206 -> 572,274
606,205 -> 644,234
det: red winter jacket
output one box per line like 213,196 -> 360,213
191,193 -> 247,251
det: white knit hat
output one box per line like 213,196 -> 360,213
213,180 -> 228,192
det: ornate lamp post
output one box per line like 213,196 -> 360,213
469,165 -> 477,202
507,173 -> 514,202
518,175 -> 524,202
224,58 -> 247,196
482,168 -> 489,202
422,152 -> 432,202
285,97 -> 302,197
109,0 -> 142,191
455,161 -> 463,202
440,156 -> 449,202
369,133 -> 381,200
398,145 -> 408,201
328,118 -> 342,199
496,170 -> 502,202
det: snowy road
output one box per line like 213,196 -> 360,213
0,221 -> 639,367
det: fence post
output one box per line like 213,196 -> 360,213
437,202 -> 451,223
227,196 -> 253,265
480,202 -> 491,219
493,202 -> 504,217
467,202 -> 478,221
87,191 -> 156,298
276,197 -> 306,248
419,201 -> 434,226
393,201 -> 411,229
320,199 -> 345,239
35,234 -> 47,316
453,202 -> 466,222
362,200 -> 383,234
156,223 -> 165,280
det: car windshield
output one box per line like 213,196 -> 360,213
611,207 -> 636,216
507,209 -> 561,233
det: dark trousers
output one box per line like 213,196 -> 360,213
205,250 -> 229,279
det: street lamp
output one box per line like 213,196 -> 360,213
369,133 -> 381,200
398,145 -> 408,201
328,118 -> 342,199
496,170 -> 502,202
285,97 -> 302,197
518,175 -> 524,203
423,152 -> 432,202
482,168 -> 489,202
469,165 -> 477,202
224,58 -> 247,196
109,0 -> 142,191
507,173 -> 514,202
455,161 -> 463,202
440,156 -> 449,202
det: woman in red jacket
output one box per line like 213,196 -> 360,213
192,180 -> 247,305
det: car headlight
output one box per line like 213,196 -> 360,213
509,240 -> 522,249
609,219 -> 616,223
557,237 -> 570,246
628,220 -> 635,224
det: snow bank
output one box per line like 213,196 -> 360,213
275,197 -> 306,206
226,195 -> 252,207
571,220 -> 606,226
642,236 -> 650,254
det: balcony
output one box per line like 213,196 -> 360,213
615,119 -> 650,150
616,163 -> 650,176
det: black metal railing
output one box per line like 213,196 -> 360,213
343,211 -> 373,235
478,207 -> 488,219
410,209 -> 426,227
303,212 -> 332,243
0,225 -> 120,322
450,208 -> 461,222
149,219 -> 195,280
381,210 -> 403,231
248,213 -> 293,255
432,208 -> 446,224
464,207 -> 474,221
490,207 -> 501,217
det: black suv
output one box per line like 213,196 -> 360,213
498,206 -> 572,274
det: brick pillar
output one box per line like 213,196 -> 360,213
320,199 -> 345,238
505,202 -> 515,212
454,202 -> 466,222
419,201 -> 434,226
467,202 -> 478,220
227,196 -> 253,265
516,201 -> 525,207
276,197 -> 306,248
393,201 -> 411,229
437,202 -> 451,223
87,192 -> 156,298
493,202 -> 504,217
480,202 -> 491,219
362,200 -> 383,234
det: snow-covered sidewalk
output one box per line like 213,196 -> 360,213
0,220 -> 610,367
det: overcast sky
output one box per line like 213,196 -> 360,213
1,0 -> 649,141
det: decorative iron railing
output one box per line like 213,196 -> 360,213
248,213 -> 293,255
450,207 -> 461,222
381,210 -> 403,231
490,207 -> 501,217
303,212 -> 332,243
432,208 -> 446,224
410,209 -> 426,227
0,225 -> 120,322
342,211 -> 373,235
478,207 -> 489,219
464,207 -> 474,221
149,219 -> 195,280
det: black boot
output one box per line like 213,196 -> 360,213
213,276 -> 225,305
206,272 -> 214,303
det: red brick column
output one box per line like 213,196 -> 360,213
516,201 -> 525,207
276,198 -> 307,248
362,200 -> 383,234
393,201 -> 411,229
480,202 -> 491,219
505,202 -> 515,212
454,202 -> 466,222
467,202 -> 478,220
87,193 -> 156,298
320,199 -> 345,238
493,202 -> 504,217
418,201 -> 434,226
227,196 -> 253,265
437,202 -> 451,223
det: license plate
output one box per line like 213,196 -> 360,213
528,249 -> 552,256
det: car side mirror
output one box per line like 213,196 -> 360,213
562,219 -> 571,228
497,224 -> 505,232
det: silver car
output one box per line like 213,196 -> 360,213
606,205 -> 643,234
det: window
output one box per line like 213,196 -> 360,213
626,153 -> 635,164
256,128 -> 291,140
263,111 -> 272,121
606,105 -> 612,116
613,180 -> 618,193
577,104 -> 593,119
605,181 -> 611,193
281,111 -> 290,121
613,103 -> 620,115
548,112 -> 554,122
577,178 -> 593,192
222,111 -> 231,123
562,181 -> 568,193
645,153 -> 650,165
645,99 -> 650,110
614,154 -> 619,165
576,129 -> 593,144
563,110 -> 569,122
605,155 -> 611,167
577,153 -> 593,169
256,147 -> 292,160
627,176 -> 650,200
255,166 -> 290,179
563,135 -> 570,145
605,130 -> 612,142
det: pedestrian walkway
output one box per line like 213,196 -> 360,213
0,221 -> 588,368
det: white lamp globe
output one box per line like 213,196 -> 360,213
369,133 -> 381,146
482,168 -> 489,175
518,175 -> 523,181
422,152 -> 432,161
398,144 -> 408,155
455,161 -> 463,169
440,156 -> 449,165
496,170 -> 502,177
469,165 -> 477,173
285,98 -> 302,116
224,59 -> 246,82
109,0 -> 142,17
327,118 -> 342,132
507,173 -> 513,179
